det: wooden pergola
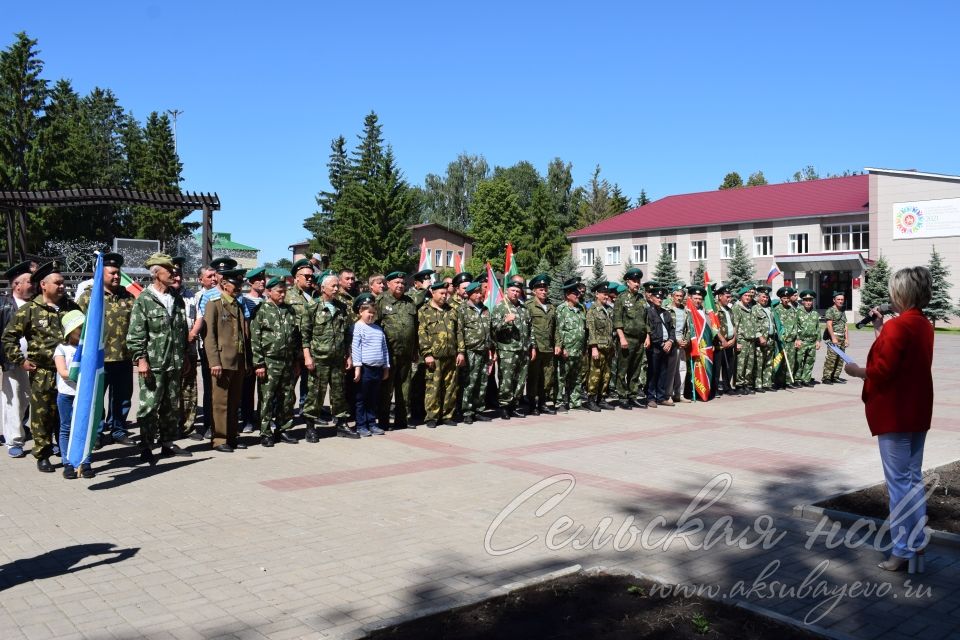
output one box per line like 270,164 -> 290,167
0,188 -> 221,266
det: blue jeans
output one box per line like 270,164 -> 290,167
101,361 -> 133,440
57,392 -> 89,465
878,431 -> 928,559
645,344 -> 668,402
356,366 -> 384,429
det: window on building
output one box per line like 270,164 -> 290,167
721,238 -> 736,259
662,242 -> 677,262
689,240 -> 707,261
823,224 -> 869,252
605,245 -> 621,265
789,233 -> 809,254
445,250 -> 454,267
753,235 -> 774,257
580,248 -> 595,266
632,244 -> 648,264
434,249 -> 442,266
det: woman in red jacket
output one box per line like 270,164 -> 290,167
845,266 -> 933,574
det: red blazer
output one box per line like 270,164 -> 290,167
862,308 -> 933,436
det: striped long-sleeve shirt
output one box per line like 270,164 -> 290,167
352,320 -> 390,368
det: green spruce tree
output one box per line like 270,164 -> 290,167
468,177 -> 520,271
691,261 -> 706,287
549,252 -> 581,304
858,255 -> 891,316
924,246 -> 954,326
652,244 -> 678,285
306,135 -> 348,258
726,237 -> 755,291
587,256 -> 605,302
637,189 -> 650,206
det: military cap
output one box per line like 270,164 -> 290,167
832,290 -> 845,298
506,279 -> 524,290
317,269 -> 336,281
464,281 -> 482,295
642,280 -> 659,292
291,258 -> 313,276
736,285 -> 754,297
144,253 -> 175,272
171,256 -> 186,270
3,260 -> 32,281
384,270 -> 406,282
452,272 -> 474,287
353,292 -> 376,313
246,267 -> 267,282
754,285 -> 771,294
429,281 -> 447,290
687,285 -> 706,296
670,282 -> 687,293
413,269 -> 435,281
529,273 -> 551,288
623,267 -> 644,281
475,273 -> 488,284
220,268 -> 247,285
651,286 -> 669,298
799,289 -> 816,300
265,276 -> 285,289
561,278 -> 580,292
714,284 -> 732,295
30,261 -> 60,285
102,252 -> 124,268
211,256 -> 238,273
591,280 -> 609,293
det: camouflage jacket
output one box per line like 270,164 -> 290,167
251,299 -> 301,366
376,293 -> 418,358
337,290 -> 358,324
126,287 -> 187,372
715,304 -> 735,342
825,306 -> 847,341
751,303 -> 776,338
303,297 -> 349,360
586,304 -> 614,349
774,304 -> 799,342
554,302 -> 587,357
457,302 -> 492,352
78,287 -> 134,362
418,302 -> 462,359
524,298 -> 556,351
284,286 -> 316,335
797,307 -> 821,342
492,299 -> 531,352
612,290 -> 648,339
410,287 -> 429,309
2,296 -> 81,369
732,301 -> 753,340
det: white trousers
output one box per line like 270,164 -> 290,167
1,367 -> 30,446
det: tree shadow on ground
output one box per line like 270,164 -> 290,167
0,543 -> 139,592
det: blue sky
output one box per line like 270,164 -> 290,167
7,1 -> 959,262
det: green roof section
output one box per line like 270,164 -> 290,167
194,232 -> 259,252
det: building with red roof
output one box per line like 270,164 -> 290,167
568,168 -> 960,318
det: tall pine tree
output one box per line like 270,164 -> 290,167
925,246 -> 954,326
306,135 -> 348,258
726,237 -> 755,291
859,255 -> 891,316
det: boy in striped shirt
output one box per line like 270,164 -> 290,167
351,294 -> 390,437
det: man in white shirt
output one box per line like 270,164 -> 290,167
0,261 -> 34,458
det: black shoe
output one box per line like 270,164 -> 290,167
94,435 -> 109,450
631,398 -> 646,408
393,422 -> 410,430
836,378 -> 847,384
529,405 -> 541,416
214,444 -> 234,453
187,430 -> 205,441
278,431 -> 298,444
38,457 -> 55,473
305,426 -> 319,443
620,399 -> 634,410
261,435 -> 274,447
426,420 -> 437,428
202,429 -> 213,440
574,404 -> 591,411
336,425 -> 362,439
113,435 -> 136,446
62,463 -> 77,479
540,405 -> 557,415
80,464 -> 96,479
498,408 -> 511,420
140,448 -> 158,466
822,379 -> 834,384
598,400 -> 616,410
474,413 -> 492,422
233,442 -> 247,450
804,381 -> 815,387
585,401 -> 601,412
442,419 -> 458,427
509,407 -> 526,418
557,403 -> 570,412
463,415 -> 474,425
160,443 -> 193,457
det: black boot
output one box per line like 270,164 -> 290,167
305,424 -> 319,443
585,400 -> 601,412
336,424 -> 361,439
598,400 -> 616,410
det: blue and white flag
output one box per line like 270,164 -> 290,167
67,253 -> 105,469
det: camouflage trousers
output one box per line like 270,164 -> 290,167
379,356 -> 412,427
822,339 -> 847,382
615,338 -> 647,400
425,357 -> 458,421
526,351 -> 555,408
753,338 -> 775,389
28,368 -> 57,459
305,357 -> 348,423
795,341 -> 817,382
179,358 -> 198,433
259,357 -> 296,435
607,343 -> 621,399
461,351 -> 489,418
497,348 -> 529,408
586,346 -> 613,399
138,368 -> 182,445
774,342 -> 797,385
735,338 -> 756,388
556,353 -> 585,408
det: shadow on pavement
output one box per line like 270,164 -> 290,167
87,457 -> 210,491
0,543 -> 139,592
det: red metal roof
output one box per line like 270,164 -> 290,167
569,174 -> 869,238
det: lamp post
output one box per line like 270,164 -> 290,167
166,109 -> 184,154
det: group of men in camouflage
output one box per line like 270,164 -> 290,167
0,251 -> 848,474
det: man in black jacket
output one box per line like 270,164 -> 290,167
1,261 -> 35,458
644,287 -> 675,408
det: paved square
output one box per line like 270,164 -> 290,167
2,331 -> 959,639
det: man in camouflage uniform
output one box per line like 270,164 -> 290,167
711,284 -> 737,396
285,258 -> 316,416
336,268 -> 359,421
585,282 -> 616,411
418,282 -> 462,427
457,282 -> 494,424
732,286 -> 756,394
78,252 -> 136,447
822,291 -> 848,384
773,286 -> 800,388
408,269 -> 434,426
410,269 -> 434,308
302,274 -> 356,439
376,271 -> 418,430
524,274 -> 557,415
613,268 -> 649,408
251,277 -> 301,446
795,289 -> 821,386
492,279 -> 532,419
127,254 -> 191,464
170,257 -> 199,435
554,279 -> 587,411
751,286 -> 776,392
2,263 -> 80,472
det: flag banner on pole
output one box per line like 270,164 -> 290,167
685,298 -> 714,401
702,270 -> 721,331
453,251 -> 462,273
418,237 -> 432,272
770,309 -> 785,377
484,261 -> 503,313
67,253 -> 106,469
503,241 -> 517,291
766,262 -> 782,284
118,270 -> 143,298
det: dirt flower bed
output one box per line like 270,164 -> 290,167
365,572 -> 822,639
817,461 -> 960,535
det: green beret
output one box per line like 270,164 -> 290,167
429,281 -> 447,290
3,260 -> 33,281
506,279 -> 524,291
686,285 -> 706,296
616,284 -> 627,294
464,281 -> 482,295
291,258 -> 312,276
529,273 -> 551,289
755,285 -> 772,295
353,292 -> 376,313
102,252 -> 124,268
832,290 -> 845,298
413,269 -> 435,281
670,282 -> 686,293
211,256 -> 238,273
623,268 -> 643,281
452,272 -> 474,287
265,276 -> 285,289
591,280 -> 609,293
799,289 -> 816,300
385,271 -> 406,281
144,253 -> 175,272
246,267 -> 266,282
562,278 -> 580,292
737,285 -> 754,297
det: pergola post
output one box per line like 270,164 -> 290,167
4,210 -> 15,265
202,204 -> 213,267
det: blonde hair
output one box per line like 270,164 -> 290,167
888,266 -> 932,311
